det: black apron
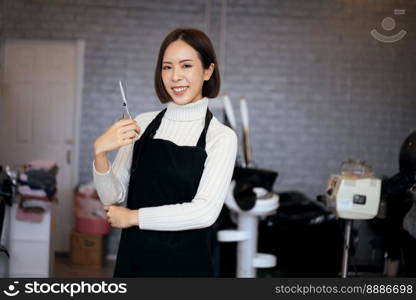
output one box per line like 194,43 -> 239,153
113,107 -> 214,277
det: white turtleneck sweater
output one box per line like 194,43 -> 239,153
93,97 -> 237,231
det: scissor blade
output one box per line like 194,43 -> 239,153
119,80 -> 127,104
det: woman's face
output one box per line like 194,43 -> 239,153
162,40 -> 214,105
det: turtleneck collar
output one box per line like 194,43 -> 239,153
164,97 -> 208,121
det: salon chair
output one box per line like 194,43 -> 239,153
217,167 -> 279,278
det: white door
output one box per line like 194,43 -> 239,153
0,40 -> 83,253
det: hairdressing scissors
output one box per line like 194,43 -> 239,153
119,80 -> 132,120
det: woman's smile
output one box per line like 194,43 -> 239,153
172,86 -> 189,96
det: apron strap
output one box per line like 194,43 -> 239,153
148,108 -> 167,139
196,109 -> 213,149
131,108 -> 167,173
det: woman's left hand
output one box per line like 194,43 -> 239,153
103,205 -> 138,228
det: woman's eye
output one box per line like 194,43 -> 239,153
183,64 -> 192,68
162,65 -> 171,70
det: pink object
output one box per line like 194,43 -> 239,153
75,193 -> 106,219
27,160 -> 57,170
18,185 -> 47,197
75,217 -> 110,235
78,182 -> 96,197
21,199 -> 51,211
16,207 -> 44,223
74,191 -> 109,235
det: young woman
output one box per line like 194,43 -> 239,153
93,28 -> 237,277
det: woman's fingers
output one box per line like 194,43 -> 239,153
120,124 -> 139,133
116,119 -> 136,127
104,206 -> 113,224
120,138 -> 134,146
118,132 -> 136,147
121,130 -> 137,139
96,120 -> 139,153
104,207 -> 110,220
117,120 -> 139,132
117,124 -> 140,136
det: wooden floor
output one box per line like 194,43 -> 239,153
52,253 -> 386,278
53,252 -> 115,278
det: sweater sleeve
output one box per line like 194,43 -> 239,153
138,126 -> 238,231
92,112 -> 155,205
92,144 -> 133,205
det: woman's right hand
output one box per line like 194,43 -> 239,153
94,119 -> 140,156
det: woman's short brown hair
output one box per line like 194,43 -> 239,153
154,28 -> 221,103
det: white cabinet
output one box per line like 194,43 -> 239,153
7,202 -> 54,277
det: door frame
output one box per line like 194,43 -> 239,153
0,39 -> 85,252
